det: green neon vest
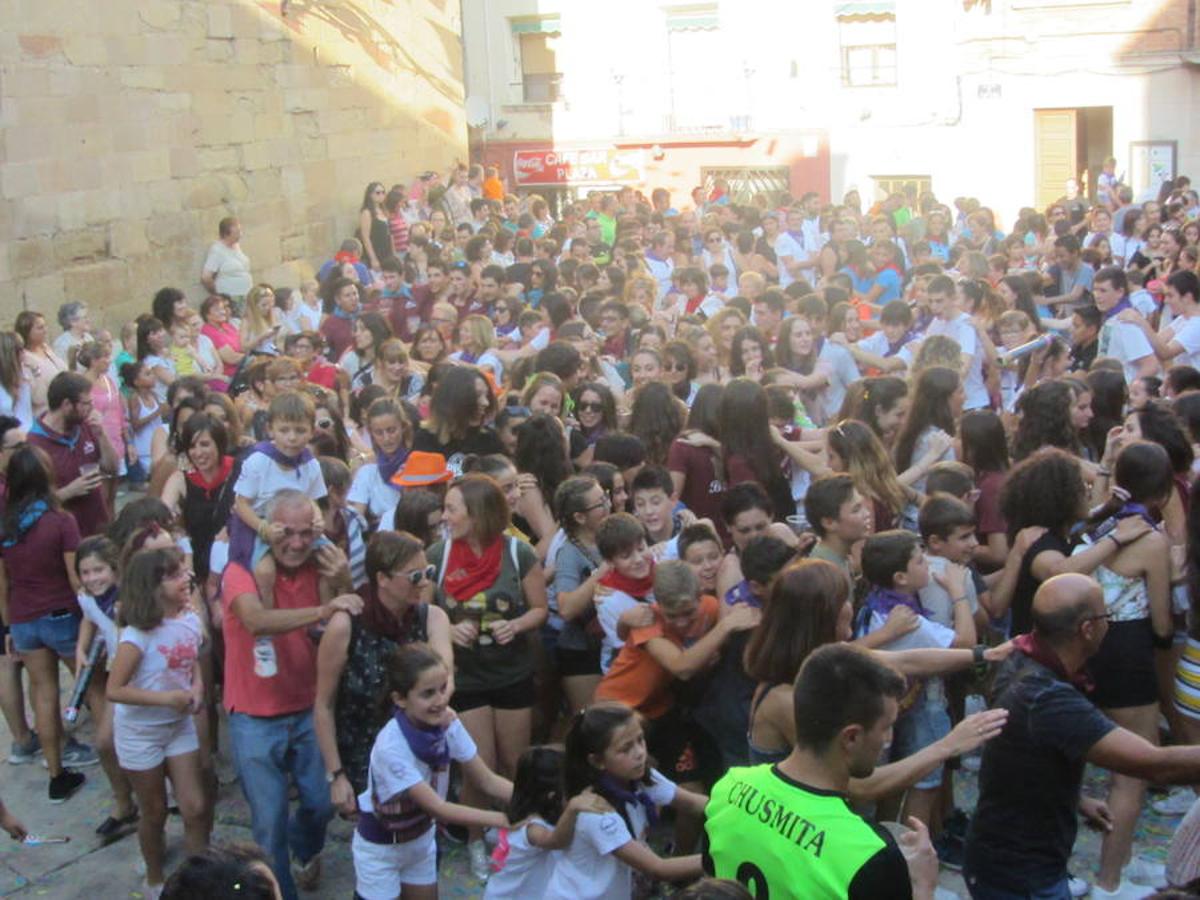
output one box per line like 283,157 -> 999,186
703,764 -> 890,899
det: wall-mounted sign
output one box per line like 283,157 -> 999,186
513,148 -> 645,186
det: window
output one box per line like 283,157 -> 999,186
664,4 -> 728,132
836,2 -> 897,87
511,17 -> 562,103
872,175 -> 931,203
701,167 -> 791,206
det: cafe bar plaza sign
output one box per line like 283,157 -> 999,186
513,148 -> 646,187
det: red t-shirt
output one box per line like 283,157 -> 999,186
0,509 -> 81,623
667,439 -> 729,545
29,418 -> 110,537
388,286 -> 434,343
594,595 -> 720,719
220,562 -> 321,717
305,360 -> 340,391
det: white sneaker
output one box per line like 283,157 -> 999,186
1091,880 -> 1151,900
1124,856 -> 1166,888
1152,786 -> 1196,817
468,839 -> 490,881
1068,874 -> 1090,897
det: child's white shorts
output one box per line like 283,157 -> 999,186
352,824 -> 437,898
115,716 -> 198,771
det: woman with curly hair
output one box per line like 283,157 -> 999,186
910,334 -> 963,376
628,382 -> 686,468
1012,380 -> 1084,462
994,447 -> 1152,635
728,326 -> 774,382
894,366 -> 961,494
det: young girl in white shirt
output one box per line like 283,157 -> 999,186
484,746 -> 609,899
352,643 -> 513,900
107,547 -> 209,899
73,536 -> 138,843
545,702 -> 706,900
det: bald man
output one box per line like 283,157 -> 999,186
964,574 -> 1200,900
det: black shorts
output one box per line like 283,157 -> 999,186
645,707 -> 722,788
556,645 -> 601,678
451,677 -> 535,713
1088,618 -> 1158,709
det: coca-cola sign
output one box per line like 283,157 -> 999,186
512,148 -> 645,186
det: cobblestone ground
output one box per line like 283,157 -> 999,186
0,686 -> 1180,898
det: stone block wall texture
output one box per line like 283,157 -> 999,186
0,0 -> 468,329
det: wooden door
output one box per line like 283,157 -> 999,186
1034,109 -> 1078,210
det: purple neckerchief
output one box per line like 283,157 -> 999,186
1102,296 -> 1133,322
786,230 -> 806,244
457,350 -> 479,364
253,441 -> 313,478
724,579 -> 761,609
393,708 -> 450,771
598,773 -> 658,827
644,250 -> 668,263
1117,501 -> 1158,528
94,585 -> 119,619
865,586 -> 925,619
886,330 -> 918,357
374,444 -> 410,490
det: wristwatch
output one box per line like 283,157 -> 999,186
325,768 -> 345,785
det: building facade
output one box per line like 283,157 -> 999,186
462,0 -> 1198,221
2,0 -> 468,326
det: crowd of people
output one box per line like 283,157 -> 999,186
6,161 -> 1200,899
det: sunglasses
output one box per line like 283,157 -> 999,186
315,418 -> 334,429
576,400 -> 603,412
399,564 -> 437,586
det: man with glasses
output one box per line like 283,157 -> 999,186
965,573 -> 1200,900
28,372 -> 118,537
221,489 -> 363,900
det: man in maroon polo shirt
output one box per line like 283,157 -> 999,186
28,372 -> 118,537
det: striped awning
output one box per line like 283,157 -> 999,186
666,6 -> 719,30
834,1 -> 896,19
510,16 -> 561,34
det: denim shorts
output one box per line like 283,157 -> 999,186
889,695 -> 951,790
10,610 -> 81,658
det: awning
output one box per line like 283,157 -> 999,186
834,1 -> 896,19
510,16 -> 561,34
666,5 -> 719,30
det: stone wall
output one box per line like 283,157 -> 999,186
1,0 -> 468,328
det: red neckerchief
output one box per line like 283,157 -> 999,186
599,562 -> 655,599
1012,632 -> 1094,692
334,250 -> 359,265
185,455 -> 234,499
685,293 -> 705,315
443,537 -> 503,601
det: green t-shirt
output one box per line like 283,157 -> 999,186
429,535 -> 538,693
702,764 -> 912,900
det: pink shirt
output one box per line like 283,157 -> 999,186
201,322 -> 241,377
91,374 -> 126,461
221,562 -> 320,717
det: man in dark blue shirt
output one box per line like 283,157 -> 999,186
965,573 -> 1200,899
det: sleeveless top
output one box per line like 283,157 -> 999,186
1071,537 -> 1151,622
335,604 -> 429,793
747,683 -> 790,765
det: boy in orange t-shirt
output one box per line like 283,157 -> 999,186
595,561 -> 759,848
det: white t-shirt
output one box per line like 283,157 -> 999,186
348,463 -> 403,521
816,341 -> 861,422
113,611 -> 203,728
203,241 -> 253,297
233,449 -> 326,516
1098,318 -> 1154,383
645,255 -> 675,301
675,293 -> 724,320
286,301 -> 323,335
77,591 -> 120,662
1165,315 -> 1200,370
855,332 -> 914,370
925,313 -> 987,409
595,587 -> 654,674
142,354 -> 176,405
544,768 -> 677,900
0,382 -> 33,430
484,816 -> 558,900
358,716 -> 477,816
864,604 -> 955,705
775,232 -> 806,289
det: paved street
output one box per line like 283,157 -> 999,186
0,683 -> 1179,898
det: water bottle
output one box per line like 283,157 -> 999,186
253,637 -> 277,678
997,334 -> 1053,367
64,638 -> 104,723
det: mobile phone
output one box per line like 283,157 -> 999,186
23,834 -> 70,845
